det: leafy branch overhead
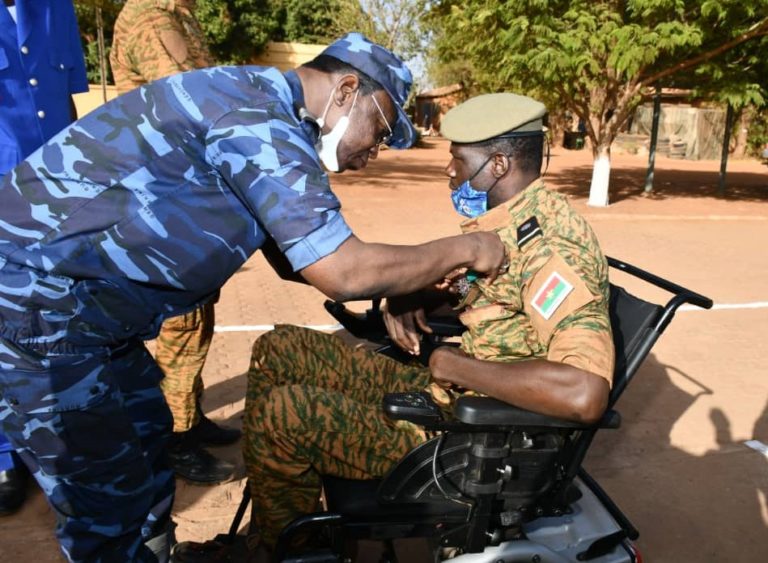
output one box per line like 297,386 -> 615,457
424,0 -> 768,205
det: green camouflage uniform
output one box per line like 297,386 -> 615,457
110,0 -> 215,95
243,325 -> 431,546
457,179 -> 614,384
111,0 -> 216,432
243,179 -> 614,546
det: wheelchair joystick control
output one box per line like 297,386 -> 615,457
521,432 -> 534,449
383,392 -> 443,425
497,465 -> 513,482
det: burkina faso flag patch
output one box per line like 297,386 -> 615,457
531,272 -> 574,320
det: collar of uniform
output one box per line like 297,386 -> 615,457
460,179 -> 546,233
152,0 -> 194,11
284,70 -> 320,142
152,0 -> 175,11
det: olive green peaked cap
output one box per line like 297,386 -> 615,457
441,93 -> 547,143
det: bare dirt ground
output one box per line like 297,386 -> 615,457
1,139 -> 767,562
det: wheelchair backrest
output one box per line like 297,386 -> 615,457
607,284 -> 663,409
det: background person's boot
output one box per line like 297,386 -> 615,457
167,432 -> 234,484
0,452 -> 28,515
190,408 -> 241,447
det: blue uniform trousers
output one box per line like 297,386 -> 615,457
0,339 -> 175,562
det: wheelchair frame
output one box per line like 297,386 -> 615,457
233,257 -> 712,563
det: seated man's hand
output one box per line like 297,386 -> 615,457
429,346 -> 468,389
383,294 -> 432,355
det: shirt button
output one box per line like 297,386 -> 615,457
59,63 -> 65,70
29,78 -> 38,87
20,45 -> 29,55
37,110 -> 46,119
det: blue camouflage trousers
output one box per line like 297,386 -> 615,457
0,336 -> 175,562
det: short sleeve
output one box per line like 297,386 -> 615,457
205,102 -> 353,271
521,244 -> 614,384
133,11 -> 190,81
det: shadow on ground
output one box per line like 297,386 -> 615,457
550,164 -> 768,204
587,354 -> 768,561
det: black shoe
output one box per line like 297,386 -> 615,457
191,413 -> 241,447
0,456 -> 28,515
171,535 -> 265,563
168,434 -> 234,484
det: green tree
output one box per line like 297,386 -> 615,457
195,0 -> 277,63
195,0 -> 426,63
195,0 -> 371,63
425,0 -> 768,206
74,0 -> 124,84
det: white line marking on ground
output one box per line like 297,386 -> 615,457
214,324 -> 343,333
680,301 -> 768,311
212,302 -> 768,333
584,214 -> 768,221
745,440 -> 768,459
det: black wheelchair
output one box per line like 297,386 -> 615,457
225,257 -> 712,562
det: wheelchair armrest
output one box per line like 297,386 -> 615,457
455,396 -> 621,429
383,392 -> 443,426
424,315 -> 465,337
324,300 -> 465,341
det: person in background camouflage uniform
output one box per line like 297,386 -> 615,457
242,93 -> 615,552
110,0 -> 240,485
111,0 -> 214,92
0,33 -> 505,562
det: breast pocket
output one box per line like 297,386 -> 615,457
49,50 -> 75,73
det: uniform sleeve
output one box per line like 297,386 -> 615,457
63,0 -> 88,93
205,103 -> 353,271
130,9 -> 201,82
521,243 -> 614,385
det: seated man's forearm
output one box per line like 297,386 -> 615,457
430,349 -> 610,424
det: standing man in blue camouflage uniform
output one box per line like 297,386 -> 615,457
0,0 -> 88,515
0,33 -> 505,562
111,0 -> 241,486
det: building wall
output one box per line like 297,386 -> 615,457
631,104 -> 727,160
415,92 -> 462,134
73,85 -> 119,119
252,41 -> 326,71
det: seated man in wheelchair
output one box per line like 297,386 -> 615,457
242,93 -> 614,556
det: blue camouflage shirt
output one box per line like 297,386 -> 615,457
0,66 -> 353,345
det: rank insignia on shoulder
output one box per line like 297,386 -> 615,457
517,216 -> 542,248
531,271 -> 573,320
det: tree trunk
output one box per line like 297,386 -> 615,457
548,109 -> 567,147
731,106 -> 754,159
588,143 -> 612,207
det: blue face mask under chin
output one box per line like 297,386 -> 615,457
450,154 -> 495,218
451,180 -> 488,218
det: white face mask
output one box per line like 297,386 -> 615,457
315,89 -> 359,172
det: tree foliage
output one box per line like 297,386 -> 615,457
74,0 -> 124,84
424,0 -> 768,204
72,1 -> 427,83
195,0 -> 426,64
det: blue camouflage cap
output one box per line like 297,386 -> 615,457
320,32 -> 417,149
